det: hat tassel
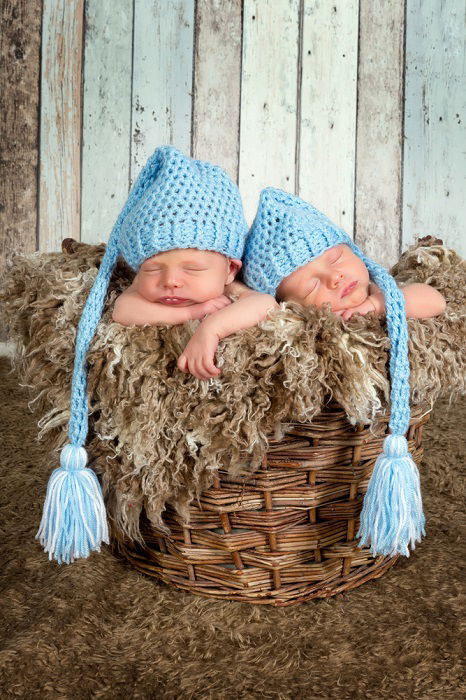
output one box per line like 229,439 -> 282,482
357,434 -> 425,557
36,444 -> 109,564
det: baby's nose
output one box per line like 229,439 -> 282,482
329,271 -> 344,288
162,270 -> 182,288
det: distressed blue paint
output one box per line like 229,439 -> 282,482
403,0 -> 466,256
131,0 -> 194,182
81,0 -> 133,245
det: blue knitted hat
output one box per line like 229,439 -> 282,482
118,146 -> 247,268
36,146 -> 248,564
243,188 -> 424,558
243,188 -> 352,295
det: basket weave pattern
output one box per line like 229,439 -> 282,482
117,403 -> 430,606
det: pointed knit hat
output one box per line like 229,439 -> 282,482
36,146 -> 248,563
243,188 -> 424,558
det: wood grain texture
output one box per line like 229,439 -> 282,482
239,0 -> 300,224
131,0 -> 194,182
1,0 -> 41,273
81,0 -> 133,245
39,0 -> 84,252
403,0 -> 466,257
4,0 -> 464,280
192,0 -> 242,182
298,0 -> 358,236
355,0 -> 405,267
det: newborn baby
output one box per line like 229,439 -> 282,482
113,247 -> 277,379
113,247 -> 241,325
240,188 -> 445,559
276,242 -> 446,319
243,188 -> 446,321
36,145 -> 282,567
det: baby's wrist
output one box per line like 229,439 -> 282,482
198,315 -> 221,337
195,315 -> 229,345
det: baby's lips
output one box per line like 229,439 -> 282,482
158,296 -> 192,305
341,280 -> 358,298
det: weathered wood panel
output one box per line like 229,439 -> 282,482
239,0 -> 300,224
355,0 -> 405,267
131,0 -> 194,181
2,0 -> 464,279
403,0 -> 466,257
81,0 -> 133,245
192,0 -> 242,181
299,0 -> 358,236
39,0 -> 84,251
1,0 -> 42,273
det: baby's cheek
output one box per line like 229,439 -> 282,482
340,287 -> 369,311
135,277 -> 158,302
189,276 -> 221,302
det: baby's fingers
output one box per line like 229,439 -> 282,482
212,297 -> 231,312
177,354 -> 189,372
202,355 -> 220,378
185,358 -> 201,380
192,355 -> 217,380
184,355 -> 209,380
341,309 -> 355,320
194,358 -> 216,380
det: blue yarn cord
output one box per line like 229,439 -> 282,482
352,251 -> 425,557
36,153 -> 162,564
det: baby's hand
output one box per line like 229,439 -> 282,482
336,297 -> 379,320
177,325 -> 221,379
202,295 -> 232,314
190,295 -> 232,320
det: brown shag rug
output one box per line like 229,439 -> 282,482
0,356 -> 464,699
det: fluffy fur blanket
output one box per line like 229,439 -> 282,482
1,237 -> 464,540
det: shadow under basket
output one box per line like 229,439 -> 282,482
115,403 -> 430,606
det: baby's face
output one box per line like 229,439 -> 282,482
134,248 -> 240,306
276,244 -> 370,311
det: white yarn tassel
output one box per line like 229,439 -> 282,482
36,444 -> 109,564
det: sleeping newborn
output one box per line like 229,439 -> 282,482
275,242 -> 446,320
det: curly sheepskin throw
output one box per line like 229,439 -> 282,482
1,237 -> 465,540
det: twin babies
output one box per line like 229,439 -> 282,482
112,148 -> 446,380
39,146 -> 444,564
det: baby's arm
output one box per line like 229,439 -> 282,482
339,283 -> 446,320
398,283 -> 446,318
178,286 -> 278,379
112,288 -> 231,326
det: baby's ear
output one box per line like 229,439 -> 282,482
226,258 -> 242,283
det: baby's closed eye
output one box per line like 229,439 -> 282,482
327,246 -> 344,264
304,278 -> 319,295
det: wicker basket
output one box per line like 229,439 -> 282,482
116,402 -> 430,606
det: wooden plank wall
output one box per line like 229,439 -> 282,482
81,0 -> 132,244
2,0 -> 465,286
40,0 -> 84,251
1,0 -> 42,268
299,0 -> 358,235
402,0 -> 465,254
355,1 -> 405,265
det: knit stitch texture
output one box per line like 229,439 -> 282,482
119,146 -> 248,269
